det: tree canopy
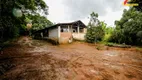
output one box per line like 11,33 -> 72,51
1,0 -> 48,15
0,0 -> 50,42
109,8 -> 142,45
25,14 -> 53,31
85,12 -> 105,43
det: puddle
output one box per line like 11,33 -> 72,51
110,65 -> 121,70
104,51 -> 119,57
29,47 -> 48,53
90,70 -> 99,75
104,63 -> 110,66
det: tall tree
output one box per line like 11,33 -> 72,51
110,8 -> 142,45
88,12 -> 100,27
0,0 -> 48,42
85,12 -> 104,43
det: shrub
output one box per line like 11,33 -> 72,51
85,26 -> 104,43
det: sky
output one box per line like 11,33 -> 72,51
44,0 -> 129,26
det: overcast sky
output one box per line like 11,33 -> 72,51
44,0 -> 129,26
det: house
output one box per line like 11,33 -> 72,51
33,20 -> 87,44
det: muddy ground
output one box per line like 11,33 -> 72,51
0,37 -> 142,80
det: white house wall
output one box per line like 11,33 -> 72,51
48,27 -> 59,40
72,28 -> 87,40
48,26 -> 87,43
72,33 -> 86,40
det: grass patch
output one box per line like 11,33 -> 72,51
104,42 -> 131,48
96,46 -> 101,50
105,42 -> 118,47
103,34 -> 111,42
136,47 -> 142,51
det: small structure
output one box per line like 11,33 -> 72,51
33,20 -> 87,44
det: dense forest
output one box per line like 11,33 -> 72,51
0,0 -> 142,46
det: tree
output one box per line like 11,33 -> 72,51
88,12 -> 99,27
109,8 -> 142,45
26,14 -> 53,31
0,0 -> 48,42
103,26 -> 114,42
85,12 -> 105,43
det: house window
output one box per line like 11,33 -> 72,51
63,28 -> 68,32
61,28 -> 68,32
73,29 -> 76,33
72,27 -> 77,33
61,28 -> 64,32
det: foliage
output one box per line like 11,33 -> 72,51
86,27 -> 104,43
109,8 -> 142,45
85,12 -> 105,43
103,27 -> 114,42
0,0 -> 48,43
26,14 -> 53,31
100,21 -> 114,42
88,12 -> 100,27
105,42 -> 131,48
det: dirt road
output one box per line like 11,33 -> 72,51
0,37 -> 142,80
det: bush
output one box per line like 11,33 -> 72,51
85,26 -> 104,43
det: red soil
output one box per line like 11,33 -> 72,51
0,36 -> 142,80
